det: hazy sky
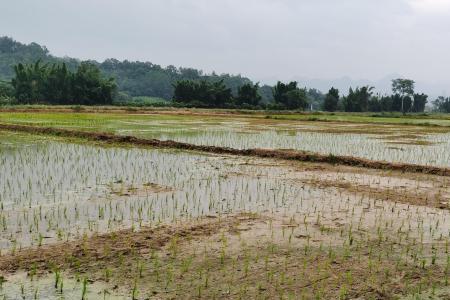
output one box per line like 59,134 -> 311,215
1,0 -> 450,88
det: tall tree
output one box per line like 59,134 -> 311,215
323,87 -> 339,111
272,81 -> 309,110
172,79 -> 232,107
44,63 -> 72,104
379,95 -> 394,112
342,86 -> 373,112
72,62 -> 116,105
236,83 -> 261,107
434,96 -> 450,113
392,79 -> 415,113
412,93 -> 428,113
368,94 -> 382,112
273,81 -> 298,104
284,89 -> 309,110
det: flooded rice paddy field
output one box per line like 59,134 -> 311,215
1,130 -> 450,299
2,112 -> 450,167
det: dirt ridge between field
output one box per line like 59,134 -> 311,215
2,123 -> 450,176
0,214 -> 259,274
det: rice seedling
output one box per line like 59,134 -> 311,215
0,113 -> 449,298
81,277 -> 88,300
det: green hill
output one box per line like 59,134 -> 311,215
0,36 -> 327,106
0,36 -> 257,101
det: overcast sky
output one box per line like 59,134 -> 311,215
1,0 -> 449,93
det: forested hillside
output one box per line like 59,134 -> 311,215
0,36 -> 259,101
0,37 -> 79,78
0,36 -> 331,107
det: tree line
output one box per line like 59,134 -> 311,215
171,78 -> 431,112
172,80 -> 312,109
0,63 -> 435,113
10,61 -> 116,105
322,79 -> 428,113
